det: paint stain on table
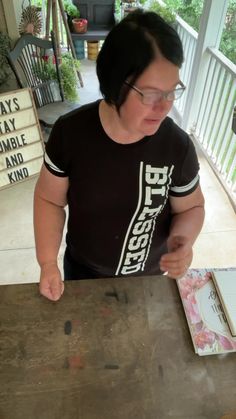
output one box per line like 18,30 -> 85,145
100,306 -> 113,317
158,364 -> 164,379
104,364 -> 120,370
71,319 -> 80,328
64,320 -> 72,335
68,355 -> 85,369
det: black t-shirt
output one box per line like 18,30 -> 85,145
44,100 -> 200,277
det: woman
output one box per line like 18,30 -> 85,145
34,9 -> 205,301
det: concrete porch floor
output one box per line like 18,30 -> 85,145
0,59 -> 235,286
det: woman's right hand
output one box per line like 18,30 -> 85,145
39,263 -> 64,301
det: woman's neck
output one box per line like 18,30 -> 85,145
99,100 -> 144,144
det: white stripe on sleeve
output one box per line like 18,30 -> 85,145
170,174 -> 199,194
44,152 -> 65,174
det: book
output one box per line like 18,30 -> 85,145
212,270 -> 236,337
176,268 -> 236,356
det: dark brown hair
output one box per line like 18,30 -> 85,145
96,9 -> 184,110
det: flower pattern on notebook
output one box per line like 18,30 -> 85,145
177,268 -> 236,355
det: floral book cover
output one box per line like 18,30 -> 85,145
177,268 -> 236,356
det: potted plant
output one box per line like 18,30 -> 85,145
60,53 -> 80,101
72,17 -> 88,33
33,52 -> 80,102
63,1 -> 81,31
63,1 -> 86,59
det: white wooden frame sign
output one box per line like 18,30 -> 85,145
0,88 -> 44,189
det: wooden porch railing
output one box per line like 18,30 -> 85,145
175,15 -> 198,118
175,16 -> 236,209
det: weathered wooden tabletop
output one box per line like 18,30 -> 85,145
0,276 -> 235,419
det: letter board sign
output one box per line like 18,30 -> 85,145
0,88 -> 44,189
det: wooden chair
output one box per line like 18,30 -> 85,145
7,31 -> 79,130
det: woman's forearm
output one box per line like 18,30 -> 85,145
34,192 -> 66,268
160,204 -> 205,277
169,205 -> 205,246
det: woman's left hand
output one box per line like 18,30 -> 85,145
159,235 -> 193,279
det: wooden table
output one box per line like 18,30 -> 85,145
0,276 -> 236,419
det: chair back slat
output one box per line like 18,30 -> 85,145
7,32 -> 64,108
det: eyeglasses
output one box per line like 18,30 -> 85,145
124,81 -> 186,105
